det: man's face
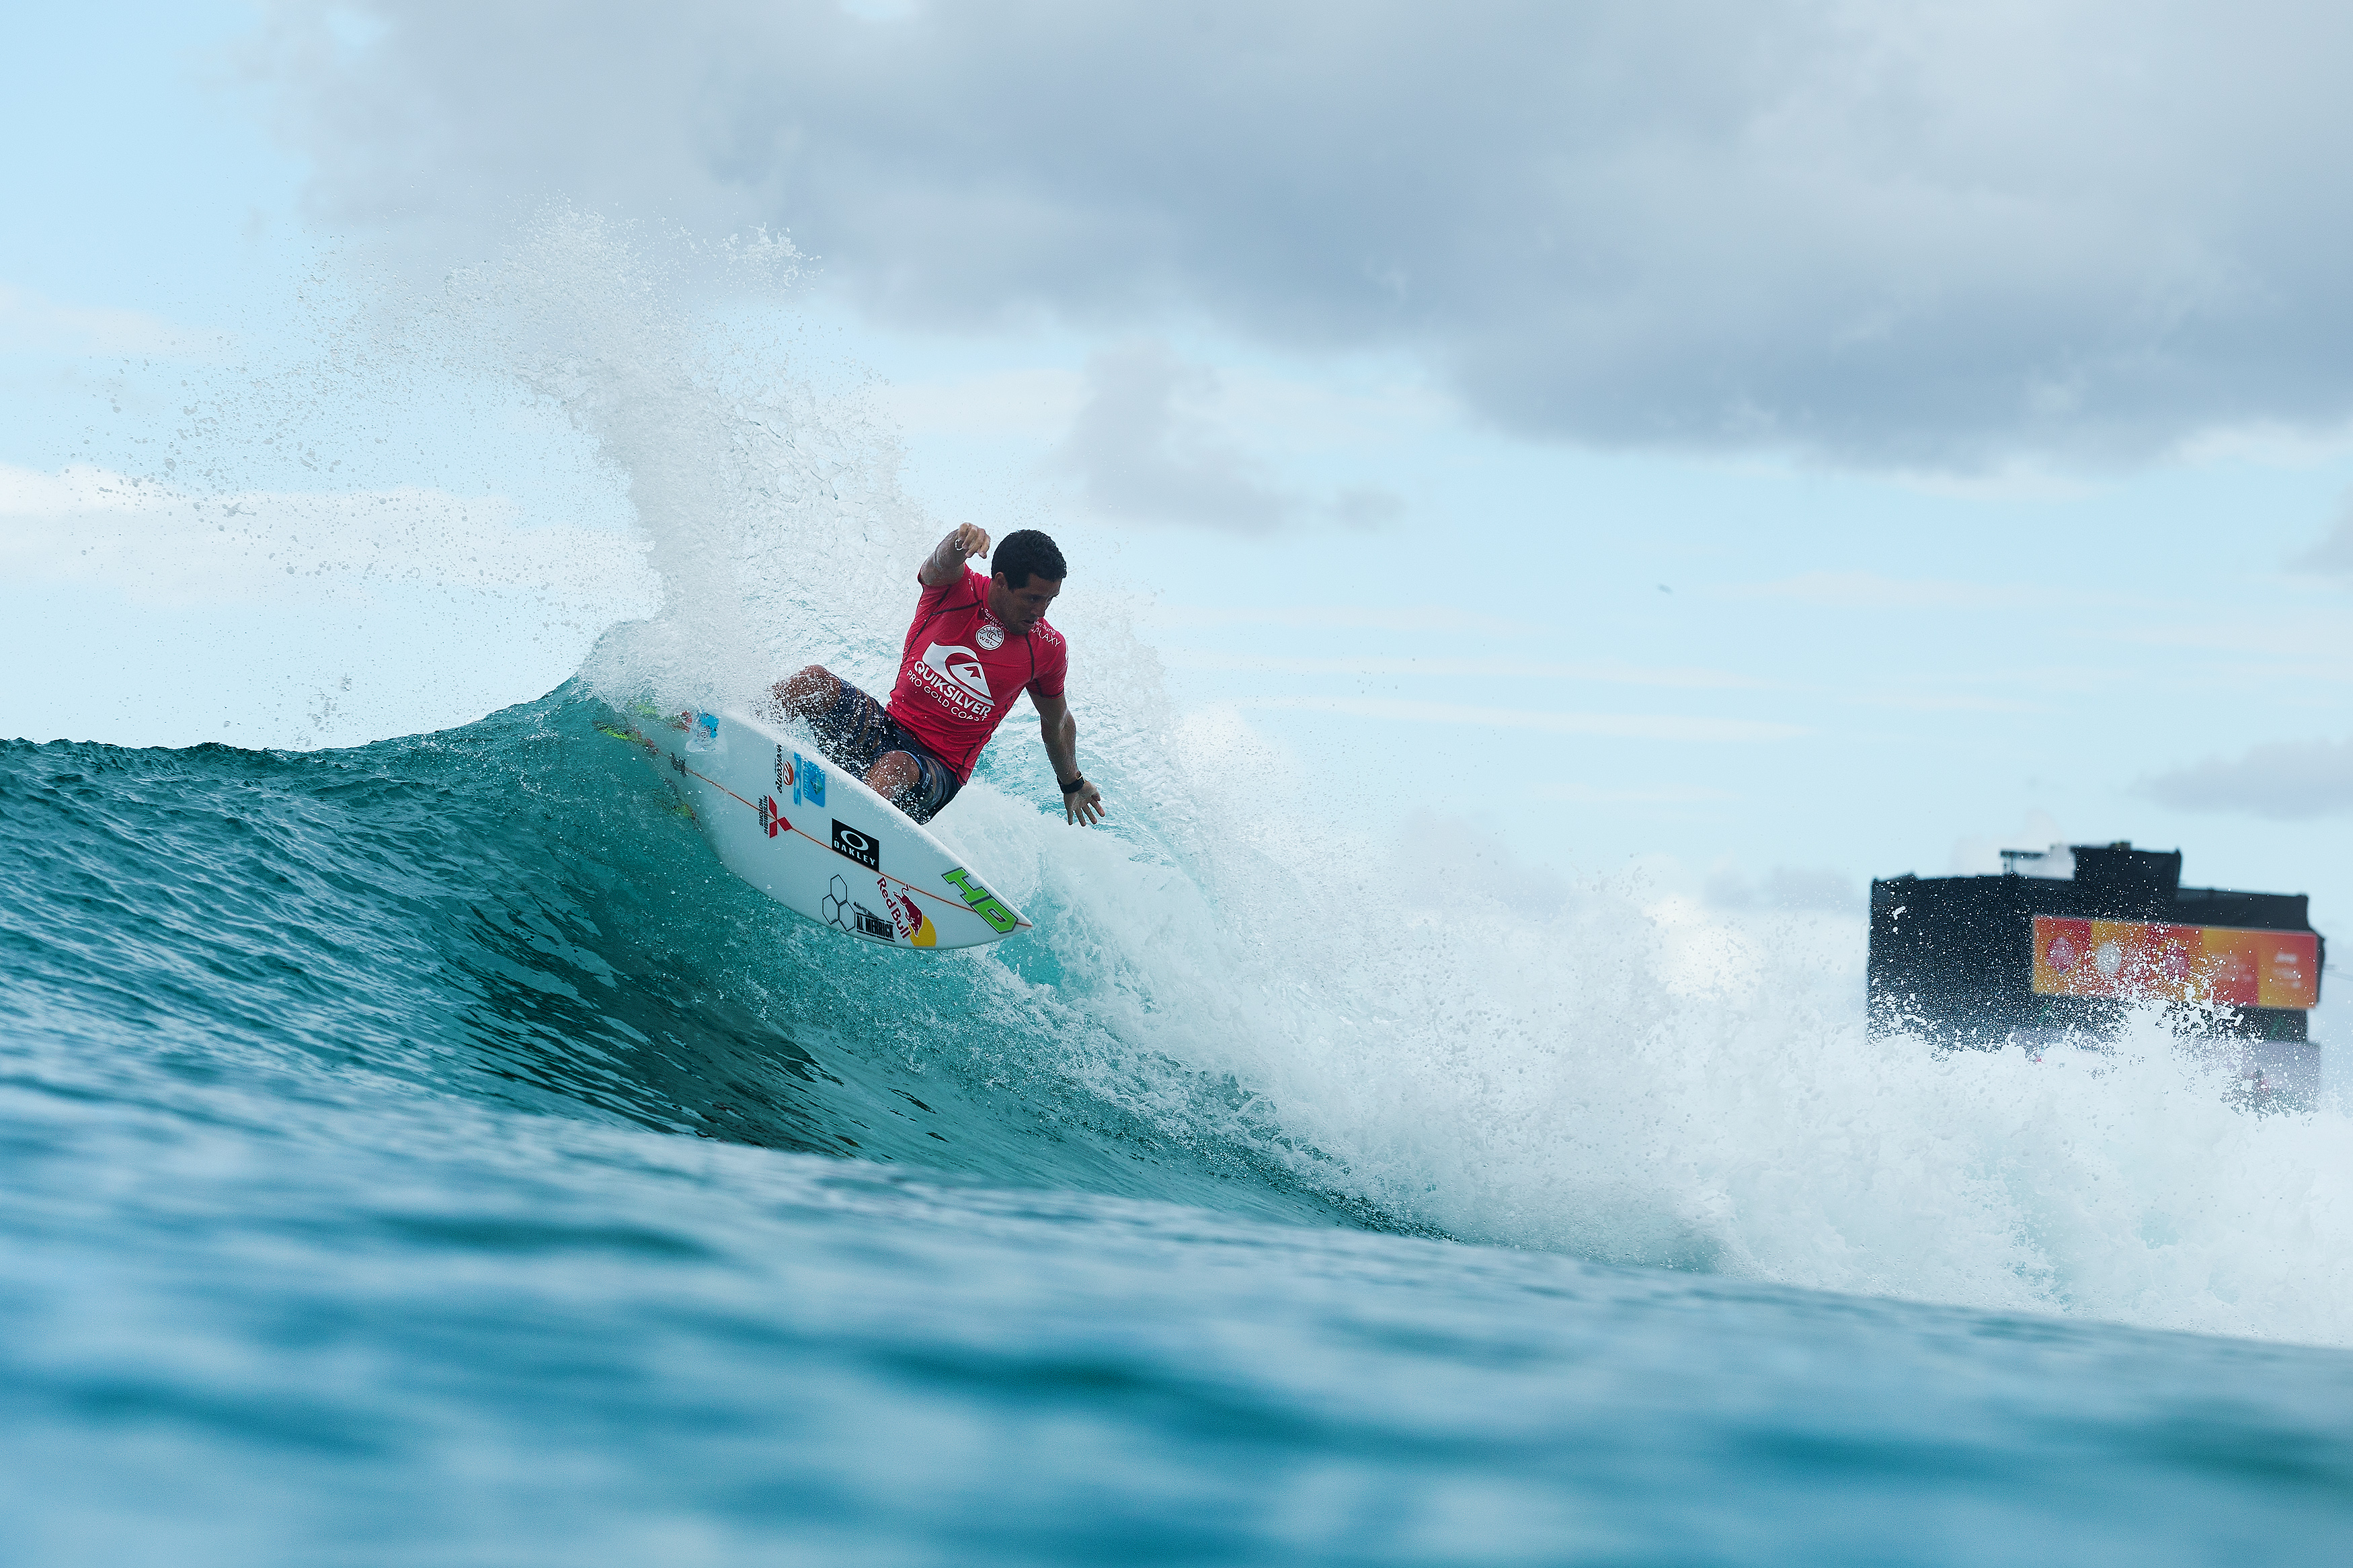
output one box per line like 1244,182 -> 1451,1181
989,571 -> 1062,634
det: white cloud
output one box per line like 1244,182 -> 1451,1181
251,0 -> 2353,467
1846,691 -> 2046,714
1529,782 -> 1739,805
1228,695 -> 1804,743
0,282 -> 221,357
2173,416 -> 2353,470
1718,571 -> 2073,611
0,461 -> 662,749
2116,611 -> 2353,668
0,462 -> 653,609
878,366 -> 1086,440
1166,651 -> 1771,689
1142,604 -> 1537,637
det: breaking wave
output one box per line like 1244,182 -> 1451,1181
11,208 -> 2350,1351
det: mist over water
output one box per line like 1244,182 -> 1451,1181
8,210 -> 2353,1561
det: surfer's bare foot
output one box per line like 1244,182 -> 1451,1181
772,665 -> 840,723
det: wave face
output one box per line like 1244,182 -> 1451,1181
6,704 -> 2353,1563
13,684 -> 2353,1339
0,695 -> 1376,1221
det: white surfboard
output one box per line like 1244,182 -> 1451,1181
600,704 -> 1031,952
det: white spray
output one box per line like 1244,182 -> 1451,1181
438,212 -> 2353,1350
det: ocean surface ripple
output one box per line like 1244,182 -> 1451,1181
5,692 -> 2352,1565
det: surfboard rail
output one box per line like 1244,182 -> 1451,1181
602,702 -> 1031,952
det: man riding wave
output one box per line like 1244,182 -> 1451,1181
771,526 -> 1108,827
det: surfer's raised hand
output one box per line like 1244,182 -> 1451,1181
919,524 -> 992,585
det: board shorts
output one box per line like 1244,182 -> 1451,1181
811,679 -> 963,824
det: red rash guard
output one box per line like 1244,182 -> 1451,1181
884,567 -> 1068,782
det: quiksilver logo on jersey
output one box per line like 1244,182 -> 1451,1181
915,641 -> 995,718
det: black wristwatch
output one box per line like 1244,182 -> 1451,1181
1060,774 -> 1086,796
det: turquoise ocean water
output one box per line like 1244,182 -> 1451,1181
5,690 -> 2352,1563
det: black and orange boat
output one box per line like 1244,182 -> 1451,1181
1868,842 -> 2323,1047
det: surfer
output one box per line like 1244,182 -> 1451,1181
770,526 -> 1108,827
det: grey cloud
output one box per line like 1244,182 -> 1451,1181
2139,738 -> 2353,820
1704,866 -> 1859,913
1050,339 -> 1406,530
1051,340 -> 1293,530
253,1 -> 2353,466
1326,487 -> 1404,531
2292,502 -> 2353,575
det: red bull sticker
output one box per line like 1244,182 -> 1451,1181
878,877 -> 936,948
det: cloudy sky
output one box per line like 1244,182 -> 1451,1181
5,1 -> 2352,960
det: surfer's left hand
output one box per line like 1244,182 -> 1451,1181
1064,779 -> 1105,827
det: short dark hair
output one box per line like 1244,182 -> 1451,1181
992,530 -> 1067,590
